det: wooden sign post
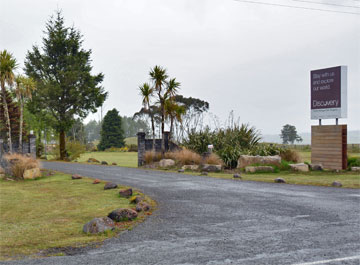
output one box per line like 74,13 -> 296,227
310,66 -> 347,170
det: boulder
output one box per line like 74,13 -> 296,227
119,188 -> 133,198
289,163 -> 309,172
181,165 -> 199,171
71,174 -> 82,180
202,164 -> 222,172
274,178 -> 286,183
178,169 -> 185,173
332,181 -> 342,187
87,158 -> 100,163
101,161 -> 108,165
129,195 -> 143,204
237,155 -> 281,169
104,182 -> 118,190
108,208 -> 138,222
83,217 -> 115,234
310,164 -> 323,171
112,162 -> 117,166
136,202 -> 151,212
233,174 -> 241,179
93,179 -> 100,184
245,166 -> 274,173
23,168 -> 41,180
351,167 -> 360,172
159,159 -> 175,168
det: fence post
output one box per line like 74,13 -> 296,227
29,134 -> 36,158
137,132 -> 146,167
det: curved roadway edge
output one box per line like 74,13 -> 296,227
2,162 -> 360,265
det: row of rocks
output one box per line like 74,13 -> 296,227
87,158 -> 117,166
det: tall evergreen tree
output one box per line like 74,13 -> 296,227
98,108 -> 125,151
25,11 -> 107,160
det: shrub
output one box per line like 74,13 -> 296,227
348,157 -> 360,168
247,143 -> 283,156
4,154 -> 39,180
217,145 -> 241,169
105,147 -> 129,152
165,149 -> 202,166
144,151 -> 162,164
183,124 -> 261,169
280,149 -> 300,163
49,140 -> 86,161
204,153 -> 223,165
127,144 -> 138,152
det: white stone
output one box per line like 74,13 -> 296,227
237,155 -> 281,169
289,163 -> 309,172
159,159 -> 175,168
23,168 -> 41,179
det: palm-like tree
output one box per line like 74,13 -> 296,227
0,50 -> 17,152
15,75 -> 36,149
139,82 -> 156,151
165,100 -> 185,141
149,66 -> 168,154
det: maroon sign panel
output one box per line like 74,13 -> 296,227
311,66 -> 341,110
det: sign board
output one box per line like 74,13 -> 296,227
310,66 -> 347,120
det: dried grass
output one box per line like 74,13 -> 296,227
144,151 -> 162,164
280,149 -> 301,163
204,153 -> 223,165
165,149 -> 202,166
4,153 -> 40,180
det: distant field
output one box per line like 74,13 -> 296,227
78,152 -> 137,168
125,137 -> 137,146
296,150 -> 360,163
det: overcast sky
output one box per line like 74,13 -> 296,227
1,0 -> 359,135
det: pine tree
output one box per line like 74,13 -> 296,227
25,11 -> 107,160
98,109 -> 125,151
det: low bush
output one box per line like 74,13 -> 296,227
105,146 -> 129,152
348,157 -> 360,168
49,140 -> 86,161
4,154 -> 39,180
144,151 -> 162,164
127,144 -> 138,152
280,149 -> 301,163
165,149 -> 202,166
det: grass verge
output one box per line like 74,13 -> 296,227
77,152 -> 138,168
0,172 -> 155,260
203,170 -> 360,189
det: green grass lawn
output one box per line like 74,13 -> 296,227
125,137 -> 137,146
295,150 -> 359,163
0,172 -> 154,260
78,152 -> 138,168
204,171 -> 360,189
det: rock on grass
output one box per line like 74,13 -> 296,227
104,182 -> 118,190
108,208 -> 138,222
119,188 -> 132,198
71,174 -> 82,180
83,217 -> 115,234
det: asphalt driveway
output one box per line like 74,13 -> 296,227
3,162 -> 360,265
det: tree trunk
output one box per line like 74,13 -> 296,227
169,117 -> 174,141
19,100 -> 23,152
161,103 -> 165,156
1,83 -> 12,153
148,103 -> 156,152
59,130 -> 66,160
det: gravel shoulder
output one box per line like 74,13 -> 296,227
3,162 -> 360,265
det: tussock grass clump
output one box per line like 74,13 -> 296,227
4,153 -> 39,180
144,151 -> 162,164
165,149 -> 202,166
280,149 -> 301,163
204,153 -> 223,165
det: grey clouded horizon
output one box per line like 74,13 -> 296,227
1,0 -> 359,135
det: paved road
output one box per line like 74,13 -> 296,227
4,162 -> 360,265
